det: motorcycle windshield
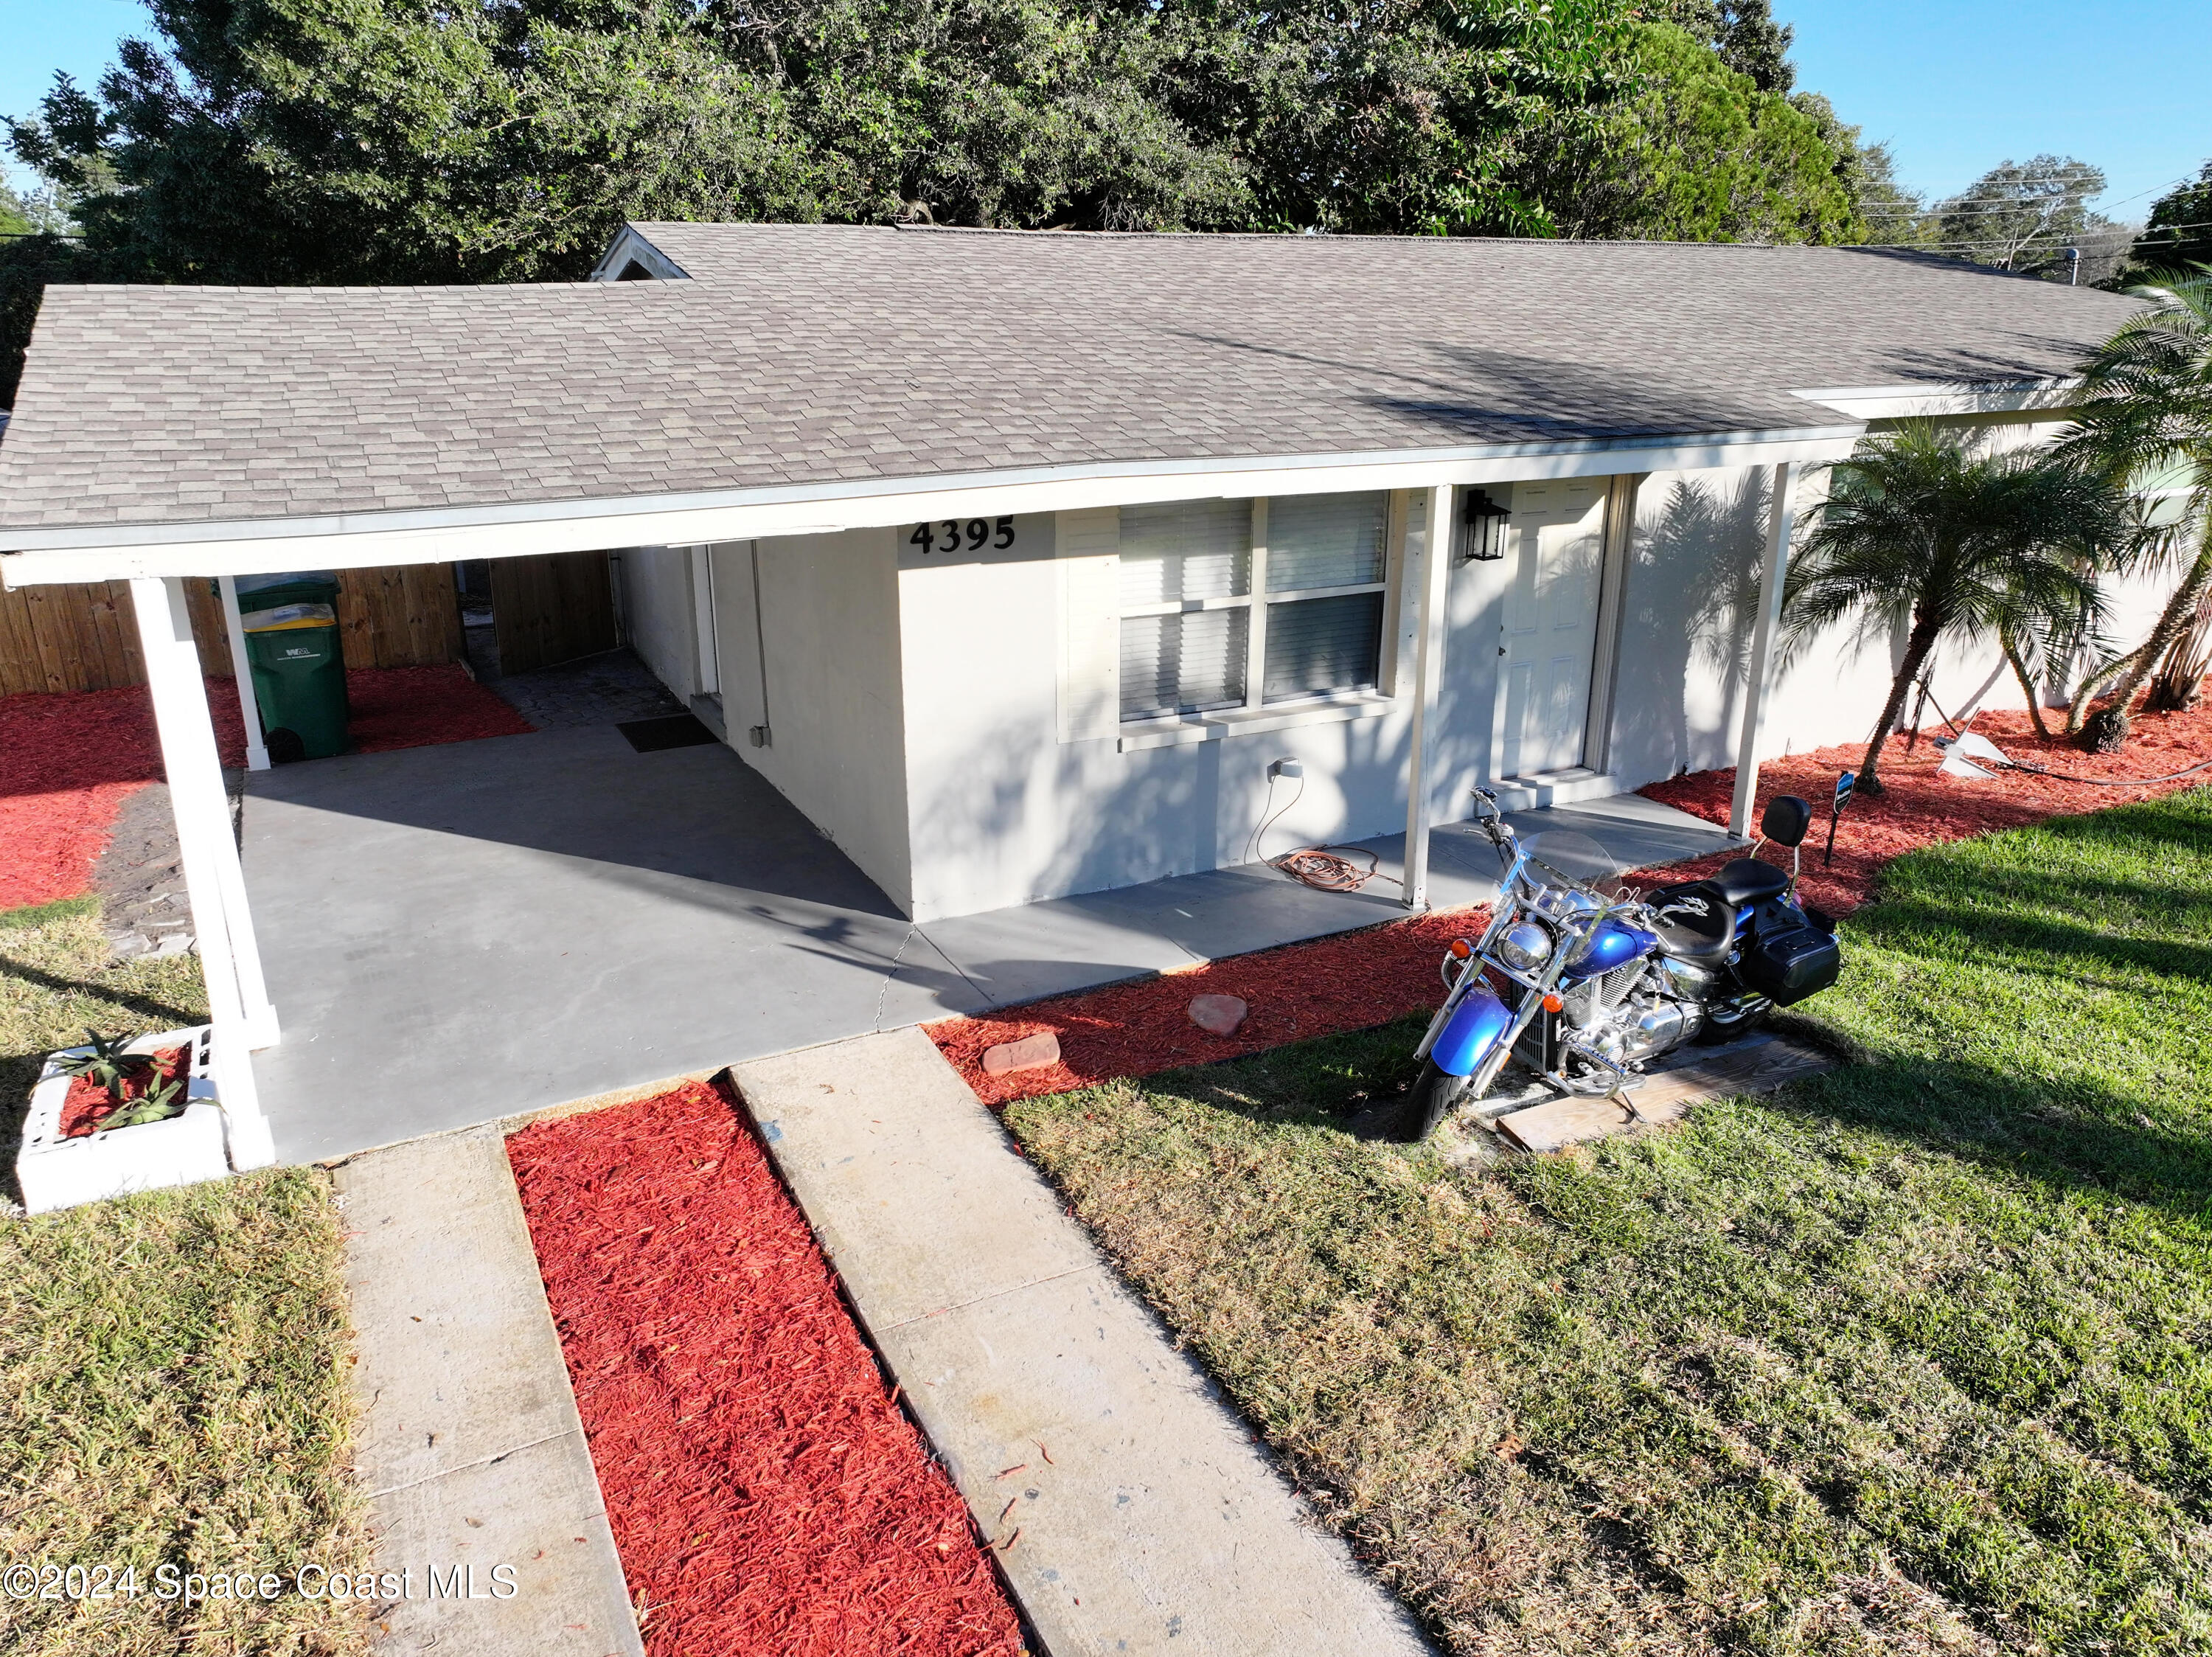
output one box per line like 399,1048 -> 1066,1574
1520,829 -> 1623,899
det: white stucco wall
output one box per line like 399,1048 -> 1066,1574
613,543 -> 701,704
616,412 -> 2168,925
1609,416 -> 2171,786
710,531 -> 914,911
895,420 -> 2170,919
895,507 -> 1447,921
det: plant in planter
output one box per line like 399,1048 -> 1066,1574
99,1074 -> 189,1133
53,1028 -> 194,1136
57,1027 -> 145,1099
18,1026 -> 233,1214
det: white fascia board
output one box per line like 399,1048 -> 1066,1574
0,425 -> 1862,588
1791,378 -> 2083,420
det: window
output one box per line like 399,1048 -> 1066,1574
1117,492 -> 1392,723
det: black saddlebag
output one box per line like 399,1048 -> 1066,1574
1738,923 -> 1840,1006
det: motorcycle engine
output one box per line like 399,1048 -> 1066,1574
1559,959 -> 1705,1066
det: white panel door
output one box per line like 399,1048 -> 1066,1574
1499,479 -> 1607,777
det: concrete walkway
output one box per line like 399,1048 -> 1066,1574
244,724 -> 1732,1162
730,1028 -> 1433,1657
334,1130 -> 641,1657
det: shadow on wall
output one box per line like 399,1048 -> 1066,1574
907,700 -> 1458,917
1610,471 -> 1771,781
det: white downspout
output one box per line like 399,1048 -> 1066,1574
129,577 -> 279,1170
217,575 -> 271,772
1402,484 -> 1455,910
1728,462 -> 1799,838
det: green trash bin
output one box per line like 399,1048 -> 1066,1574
238,576 -> 349,761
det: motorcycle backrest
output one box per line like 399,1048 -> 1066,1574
1761,794 -> 1813,849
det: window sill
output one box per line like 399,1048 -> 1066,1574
1116,692 -> 1395,752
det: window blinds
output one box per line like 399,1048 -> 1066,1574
1264,592 -> 1385,703
1120,609 -> 1249,719
1113,490 -> 1389,722
1266,493 -> 1388,591
1119,499 -> 1253,605
1263,492 -> 1388,704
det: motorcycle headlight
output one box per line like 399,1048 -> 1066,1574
1497,920 -> 1554,974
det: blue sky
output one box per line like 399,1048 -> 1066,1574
0,0 -> 150,192
4,0 -> 2208,220
1783,1 -> 2205,217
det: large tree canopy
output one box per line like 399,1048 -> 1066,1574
2118,160 -> 2212,286
9,0 -> 1259,283
1523,21 -> 1860,243
1,0 -> 1882,400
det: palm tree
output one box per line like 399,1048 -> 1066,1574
1784,422 -> 2126,794
2052,269 -> 2212,751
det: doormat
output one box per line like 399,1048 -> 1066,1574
616,712 -> 718,752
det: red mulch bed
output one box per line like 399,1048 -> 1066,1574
58,1044 -> 190,1137
509,1080 -> 1023,1657
0,666 -> 530,911
928,690 -> 2212,1108
1636,698 -> 2212,917
930,908 -> 1494,1108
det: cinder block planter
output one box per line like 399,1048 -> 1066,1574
17,1026 -> 232,1215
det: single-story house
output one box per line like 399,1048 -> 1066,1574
0,226 -> 2149,1164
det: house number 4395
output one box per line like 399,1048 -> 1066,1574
908,516 -> 1015,555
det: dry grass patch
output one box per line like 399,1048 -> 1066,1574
1006,790 -> 2212,1656
1,903 -> 370,1656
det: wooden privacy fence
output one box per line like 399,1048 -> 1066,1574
0,564 -> 465,696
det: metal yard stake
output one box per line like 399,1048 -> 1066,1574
1824,769 -> 1854,868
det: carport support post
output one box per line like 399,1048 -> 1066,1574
217,575 -> 271,772
128,577 -> 279,1171
1728,462 -> 1799,839
1403,484 -> 1455,910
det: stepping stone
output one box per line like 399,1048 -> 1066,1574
1497,1035 -> 1832,1153
981,1032 -> 1061,1076
1187,993 -> 1248,1036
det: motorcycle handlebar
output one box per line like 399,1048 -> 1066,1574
1470,785 -> 1512,850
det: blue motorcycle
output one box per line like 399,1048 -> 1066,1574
1372,786 -> 1841,1142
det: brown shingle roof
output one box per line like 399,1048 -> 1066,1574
0,224 -> 2142,534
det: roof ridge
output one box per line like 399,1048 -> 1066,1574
650,220 -> 1879,252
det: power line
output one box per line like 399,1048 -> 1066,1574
1860,200 -> 2135,218
2096,169 -> 2207,213
1872,218 -> 2212,251
1857,168 -> 2206,220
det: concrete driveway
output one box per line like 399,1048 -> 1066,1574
243,726 -> 1735,1162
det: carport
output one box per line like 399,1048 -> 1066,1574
240,718 -> 1733,1161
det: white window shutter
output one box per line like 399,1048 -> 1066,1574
1057,507 -> 1120,742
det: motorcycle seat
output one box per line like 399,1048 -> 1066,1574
1644,881 -> 1736,967
1710,857 -> 1791,906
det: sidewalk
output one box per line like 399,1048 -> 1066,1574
730,1028 -> 1434,1657
333,1129 -> 642,1657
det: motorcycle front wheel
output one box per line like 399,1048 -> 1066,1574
1389,1053 -> 1460,1142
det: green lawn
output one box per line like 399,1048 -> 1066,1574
1006,788 -> 2212,1656
1,902 -> 369,1657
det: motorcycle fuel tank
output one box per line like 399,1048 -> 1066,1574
1559,917 -> 1658,984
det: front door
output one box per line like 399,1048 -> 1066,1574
1498,479 -> 1607,777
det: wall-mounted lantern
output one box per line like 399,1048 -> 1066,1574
1459,487 -> 1511,563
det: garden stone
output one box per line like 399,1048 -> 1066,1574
1188,993 -> 1248,1036
981,1032 -> 1061,1075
